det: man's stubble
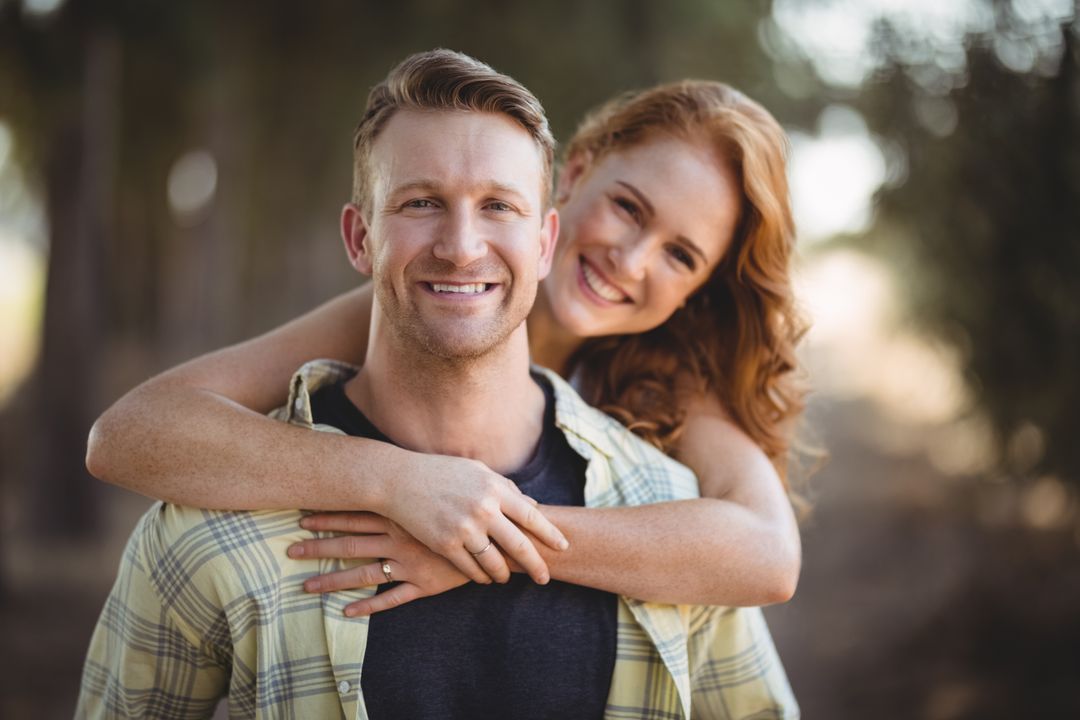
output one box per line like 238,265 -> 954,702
372,255 -> 539,367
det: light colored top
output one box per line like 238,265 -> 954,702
77,359 -> 799,719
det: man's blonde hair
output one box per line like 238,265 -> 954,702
352,49 -> 555,211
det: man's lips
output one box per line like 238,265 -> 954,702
419,281 -> 498,297
578,256 -> 631,304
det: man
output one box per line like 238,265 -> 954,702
77,50 -> 797,719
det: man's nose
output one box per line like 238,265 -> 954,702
433,209 -> 488,267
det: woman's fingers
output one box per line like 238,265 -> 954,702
438,544 -> 498,585
300,512 -> 388,534
462,537 -> 512,584
503,495 -> 569,552
288,533 -> 390,560
344,583 -> 424,617
488,516 -> 549,584
303,560 -> 392,593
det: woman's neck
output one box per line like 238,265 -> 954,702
527,287 -> 584,375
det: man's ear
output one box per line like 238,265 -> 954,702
554,151 -> 592,204
537,207 -> 559,281
341,202 -> 374,275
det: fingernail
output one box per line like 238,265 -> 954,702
299,518 -> 311,529
559,538 -> 570,550
288,545 -> 304,557
304,580 -> 320,592
538,574 -> 550,585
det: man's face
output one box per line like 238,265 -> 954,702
345,109 -> 556,361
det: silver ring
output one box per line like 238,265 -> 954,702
380,559 -> 393,583
468,540 -> 493,556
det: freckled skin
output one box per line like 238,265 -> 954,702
542,136 -> 741,340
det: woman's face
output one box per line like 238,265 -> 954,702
542,135 -> 741,339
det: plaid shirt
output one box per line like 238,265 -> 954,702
78,360 -> 798,719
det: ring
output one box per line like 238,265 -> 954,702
380,559 -> 393,583
468,540 -> 493,556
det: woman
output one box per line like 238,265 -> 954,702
87,79 -> 808,616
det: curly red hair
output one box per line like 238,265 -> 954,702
563,80 -> 808,487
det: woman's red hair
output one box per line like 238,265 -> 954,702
564,80 -> 809,488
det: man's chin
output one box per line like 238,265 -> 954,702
406,325 -> 514,363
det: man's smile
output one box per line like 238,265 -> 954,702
420,281 -> 499,298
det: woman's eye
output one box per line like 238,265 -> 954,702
668,244 -> 696,270
613,196 -> 643,224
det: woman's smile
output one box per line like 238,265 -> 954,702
577,255 -> 631,305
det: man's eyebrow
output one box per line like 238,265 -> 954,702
616,180 -> 710,264
483,182 -> 530,202
386,179 -> 440,197
387,179 -> 531,202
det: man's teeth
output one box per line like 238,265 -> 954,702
431,283 -> 488,294
581,261 -> 626,302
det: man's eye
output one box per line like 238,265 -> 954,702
404,199 -> 437,209
486,201 -> 513,212
613,196 -> 643,224
667,244 -> 696,270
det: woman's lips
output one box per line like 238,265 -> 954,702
578,256 -> 630,304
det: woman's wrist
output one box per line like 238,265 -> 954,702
350,440 -> 418,517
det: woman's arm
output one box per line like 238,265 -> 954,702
88,286 -> 376,505
536,395 -> 801,605
299,393 -> 802,609
86,284 -> 568,585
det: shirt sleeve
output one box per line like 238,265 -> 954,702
686,605 -> 800,719
76,508 -> 229,720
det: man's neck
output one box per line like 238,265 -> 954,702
344,317 -> 546,476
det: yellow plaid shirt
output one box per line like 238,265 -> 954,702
78,360 -> 798,719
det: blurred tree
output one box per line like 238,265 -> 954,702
0,0 -> 117,537
854,0 -> 1080,487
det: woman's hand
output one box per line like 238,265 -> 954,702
289,512 -> 470,617
375,451 -> 567,585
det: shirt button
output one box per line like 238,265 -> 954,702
337,680 -> 351,695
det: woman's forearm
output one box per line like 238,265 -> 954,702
87,379 -> 400,512
88,370 -> 571,585
87,285 -> 382,508
536,499 -> 800,606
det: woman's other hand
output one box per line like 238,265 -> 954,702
289,512 -> 470,616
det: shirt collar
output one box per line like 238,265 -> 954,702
282,360 -> 620,459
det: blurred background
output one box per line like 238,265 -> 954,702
2,0 -> 1078,717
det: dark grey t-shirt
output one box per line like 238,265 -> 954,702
308,375 -> 618,719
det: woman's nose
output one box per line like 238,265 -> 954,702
607,238 -> 653,281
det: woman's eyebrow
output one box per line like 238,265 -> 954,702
616,179 -> 709,264
615,180 -> 654,215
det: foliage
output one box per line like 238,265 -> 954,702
854,1 -> 1080,486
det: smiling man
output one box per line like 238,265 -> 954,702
76,50 -> 796,719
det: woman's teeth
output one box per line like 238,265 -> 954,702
431,283 -> 488,294
581,261 -> 626,302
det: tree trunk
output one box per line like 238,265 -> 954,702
29,28 -> 119,538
